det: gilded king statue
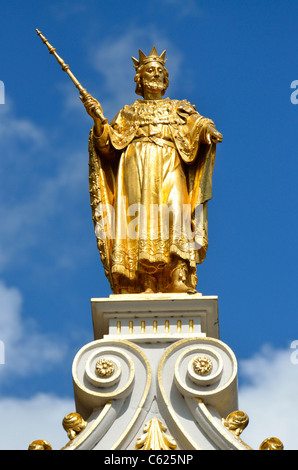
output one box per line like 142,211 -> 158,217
84,47 -> 222,295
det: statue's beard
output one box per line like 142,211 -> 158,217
142,79 -> 165,93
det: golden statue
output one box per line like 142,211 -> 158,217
36,32 -> 222,294
87,47 -> 222,294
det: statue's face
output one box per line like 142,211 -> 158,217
141,61 -> 166,94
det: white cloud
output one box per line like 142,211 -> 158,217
0,393 -> 75,450
162,0 -> 203,17
0,99 -> 46,149
0,97 -> 87,273
0,280 -> 67,378
238,344 -> 298,450
50,1 -> 87,20
0,281 -> 74,450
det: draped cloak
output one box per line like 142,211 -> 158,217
88,98 -> 217,293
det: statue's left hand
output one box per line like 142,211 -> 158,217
206,125 -> 223,144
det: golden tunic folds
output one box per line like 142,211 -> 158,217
88,97 -> 217,293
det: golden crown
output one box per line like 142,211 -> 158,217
132,46 -> 167,69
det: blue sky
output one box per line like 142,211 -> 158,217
0,0 -> 298,450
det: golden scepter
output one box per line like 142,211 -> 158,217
36,28 -> 108,123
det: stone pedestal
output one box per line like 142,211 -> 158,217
66,293 -> 250,450
91,293 -> 219,341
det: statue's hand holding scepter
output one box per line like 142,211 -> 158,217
36,28 -> 107,136
80,93 -> 107,137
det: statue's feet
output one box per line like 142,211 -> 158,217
171,279 -> 197,294
144,287 -> 155,293
142,274 -> 157,294
170,259 -> 197,294
119,288 -> 130,294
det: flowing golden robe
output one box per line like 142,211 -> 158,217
88,98 -> 217,293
